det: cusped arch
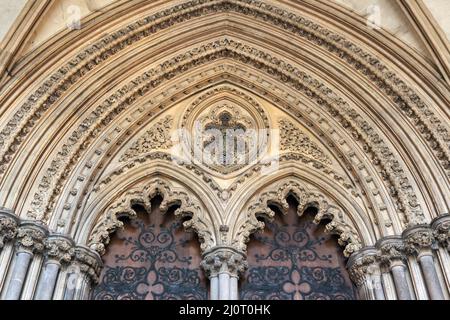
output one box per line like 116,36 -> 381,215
231,176 -> 367,258
88,178 -> 214,256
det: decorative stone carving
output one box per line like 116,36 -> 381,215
119,116 -> 173,162
195,104 -> 254,174
376,236 -> 407,268
201,247 -> 247,278
0,209 -> 19,249
180,85 -> 270,176
279,119 -> 332,165
1,0 -> 447,184
431,214 -> 450,249
403,225 -> 435,255
234,179 -> 362,257
182,86 -> 270,130
25,38 -> 424,226
44,235 -> 75,265
94,150 -> 355,202
347,248 -> 379,287
74,246 -> 103,284
15,221 -> 48,254
88,178 -> 214,256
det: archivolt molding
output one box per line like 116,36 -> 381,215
232,178 -> 362,257
68,75 -> 371,220
0,0 -> 448,188
88,178 -> 214,256
181,85 -> 270,130
25,39 -> 424,226
51,72 -> 383,236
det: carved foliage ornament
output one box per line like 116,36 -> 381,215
119,116 -> 173,162
201,247 -> 248,277
75,246 -> 103,284
279,119 -> 332,165
377,240 -> 406,267
88,179 -> 214,256
0,212 -> 18,248
347,254 -> 378,287
404,227 -> 434,255
234,180 -> 362,257
434,221 -> 450,247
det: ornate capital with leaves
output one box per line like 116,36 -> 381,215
376,236 -> 407,268
74,245 -> 103,284
45,235 -> 75,265
347,247 -> 380,287
15,221 -> 48,254
0,209 -> 19,249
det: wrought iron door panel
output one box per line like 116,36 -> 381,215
93,199 -> 207,300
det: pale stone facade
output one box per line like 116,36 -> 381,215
0,0 -> 449,300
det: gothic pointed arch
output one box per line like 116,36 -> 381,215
0,0 -> 449,301
232,177 -> 364,258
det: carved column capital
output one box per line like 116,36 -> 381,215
201,246 -> 247,278
431,214 -> 450,250
376,236 -> 407,268
0,208 -> 19,249
44,235 -> 75,265
15,220 -> 48,254
347,247 -> 380,287
74,245 -> 103,284
403,225 -> 435,256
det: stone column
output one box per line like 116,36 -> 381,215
0,209 -> 19,251
64,245 -> 102,300
348,247 -> 385,300
404,225 -> 445,300
4,221 -> 47,300
377,236 -> 413,300
201,247 -> 247,301
35,235 -> 74,300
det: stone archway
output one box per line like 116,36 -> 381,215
240,197 -> 356,300
0,0 -> 449,301
92,196 -> 208,300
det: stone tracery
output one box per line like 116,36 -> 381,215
25,39 -> 427,226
